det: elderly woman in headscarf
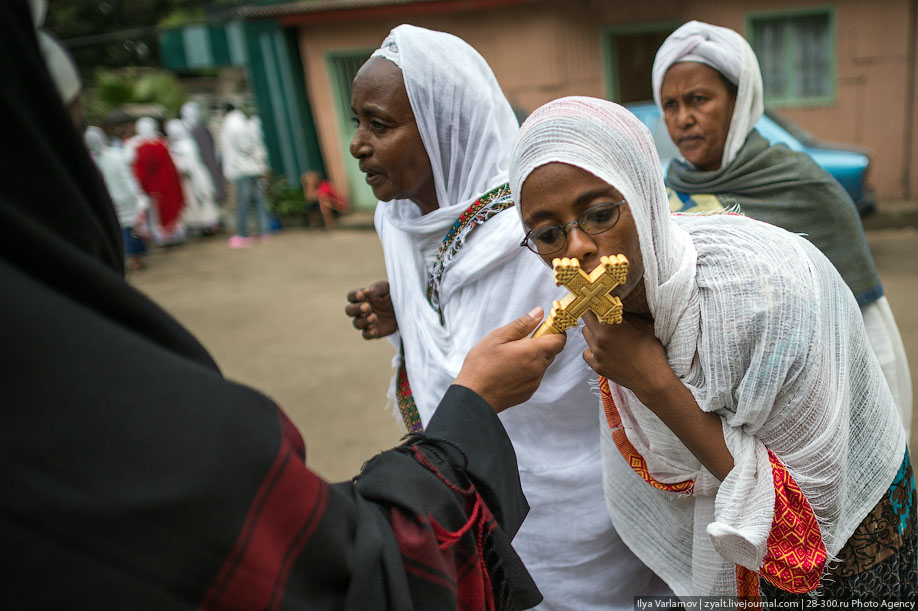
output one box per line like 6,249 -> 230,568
344,24 -> 669,608
651,21 -> 912,437
510,95 -> 915,600
165,118 -> 220,236
125,117 -> 186,245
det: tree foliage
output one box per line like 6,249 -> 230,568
45,0 -> 247,75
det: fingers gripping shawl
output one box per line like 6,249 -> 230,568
509,97 -> 904,596
652,21 -> 764,169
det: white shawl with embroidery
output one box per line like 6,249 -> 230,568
509,96 -> 904,596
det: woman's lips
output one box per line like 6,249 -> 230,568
363,170 -> 384,186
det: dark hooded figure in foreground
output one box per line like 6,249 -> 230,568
0,2 -> 560,608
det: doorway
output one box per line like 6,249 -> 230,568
327,49 -> 376,211
603,24 -> 677,103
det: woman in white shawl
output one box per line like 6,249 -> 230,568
345,24 -> 668,609
651,21 -> 912,439
165,118 -> 220,235
510,95 -> 915,600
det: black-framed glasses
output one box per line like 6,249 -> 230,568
520,200 -> 625,255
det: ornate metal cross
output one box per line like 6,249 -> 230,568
532,254 -> 629,338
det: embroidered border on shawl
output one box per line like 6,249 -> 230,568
397,360 -> 423,433
759,450 -> 827,593
598,376 -> 694,494
735,565 -> 761,600
426,183 -> 514,324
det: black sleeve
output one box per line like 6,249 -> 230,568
423,385 -> 530,537
323,385 -> 540,611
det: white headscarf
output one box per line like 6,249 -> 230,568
371,24 -> 525,418
134,117 -> 159,140
372,27 -> 665,607
123,117 -> 160,165
181,101 -> 201,128
83,126 -> 106,156
29,0 -> 81,106
510,96 -> 904,596
165,118 -> 190,143
165,118 -> 218,223
652,21 -> 763,169
84,125 -> 145,227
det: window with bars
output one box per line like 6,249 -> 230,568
749,10 -> 834,105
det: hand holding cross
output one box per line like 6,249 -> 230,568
532,254 -> 629,338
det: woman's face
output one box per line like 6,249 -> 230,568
519,162 -> 645,311
349,57 -> 438,214
660,62 -> 736,171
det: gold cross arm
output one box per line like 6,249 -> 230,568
532,254 -> 629,338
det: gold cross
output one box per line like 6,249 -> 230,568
532,254 -> 629,338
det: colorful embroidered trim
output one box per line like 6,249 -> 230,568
396,360 -> 423,433
598,376 -> 694,494
759,450 -> 827,593
426,183 -> 514,324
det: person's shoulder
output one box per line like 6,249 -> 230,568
690,215 -> 821,293
759,139 -> 827,177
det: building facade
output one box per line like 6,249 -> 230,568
237,0 -> 917,211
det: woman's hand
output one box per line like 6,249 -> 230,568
345,280 -> 398,339
582,310 -> 734,480
454,307 -> 566,413
581,311 -> 673,402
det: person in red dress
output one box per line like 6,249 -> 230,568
125,117 -> 186,245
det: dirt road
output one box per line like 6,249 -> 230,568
129,224 -> 918,481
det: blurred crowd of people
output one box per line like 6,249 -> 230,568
37,11 -> 342,271
83,101 -> 279,269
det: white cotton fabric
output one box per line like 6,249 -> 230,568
509,96 -> 905,596
181,101 -> 201,128
165,119 -> 219,230
221,109 -> 262,180
29,0 -> 81,106
123,117 -> 159,166
37,31 -> 81,105
372,25 -> 668,608
652,20 -> 763,169
84,126 -> 145,228
862,297 -> 913,437
370,34 -> 401,69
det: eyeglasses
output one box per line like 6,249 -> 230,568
520,200 -> 625,255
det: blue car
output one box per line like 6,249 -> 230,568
624,101 -> 876,216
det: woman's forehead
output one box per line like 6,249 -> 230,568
352,58 -> 409,110
520,163 -> 624,217
662,61 -> 726,91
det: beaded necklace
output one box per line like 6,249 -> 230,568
425,183 -> 514,324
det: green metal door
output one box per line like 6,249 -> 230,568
327,50 -> 376,212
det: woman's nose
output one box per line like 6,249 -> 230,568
565,226 -> 597,264
349,129 -> 369,159
676,105 -> 694,127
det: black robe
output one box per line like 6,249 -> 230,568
0,2 -> 540,609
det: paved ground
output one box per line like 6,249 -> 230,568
129,222 -> 918,482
